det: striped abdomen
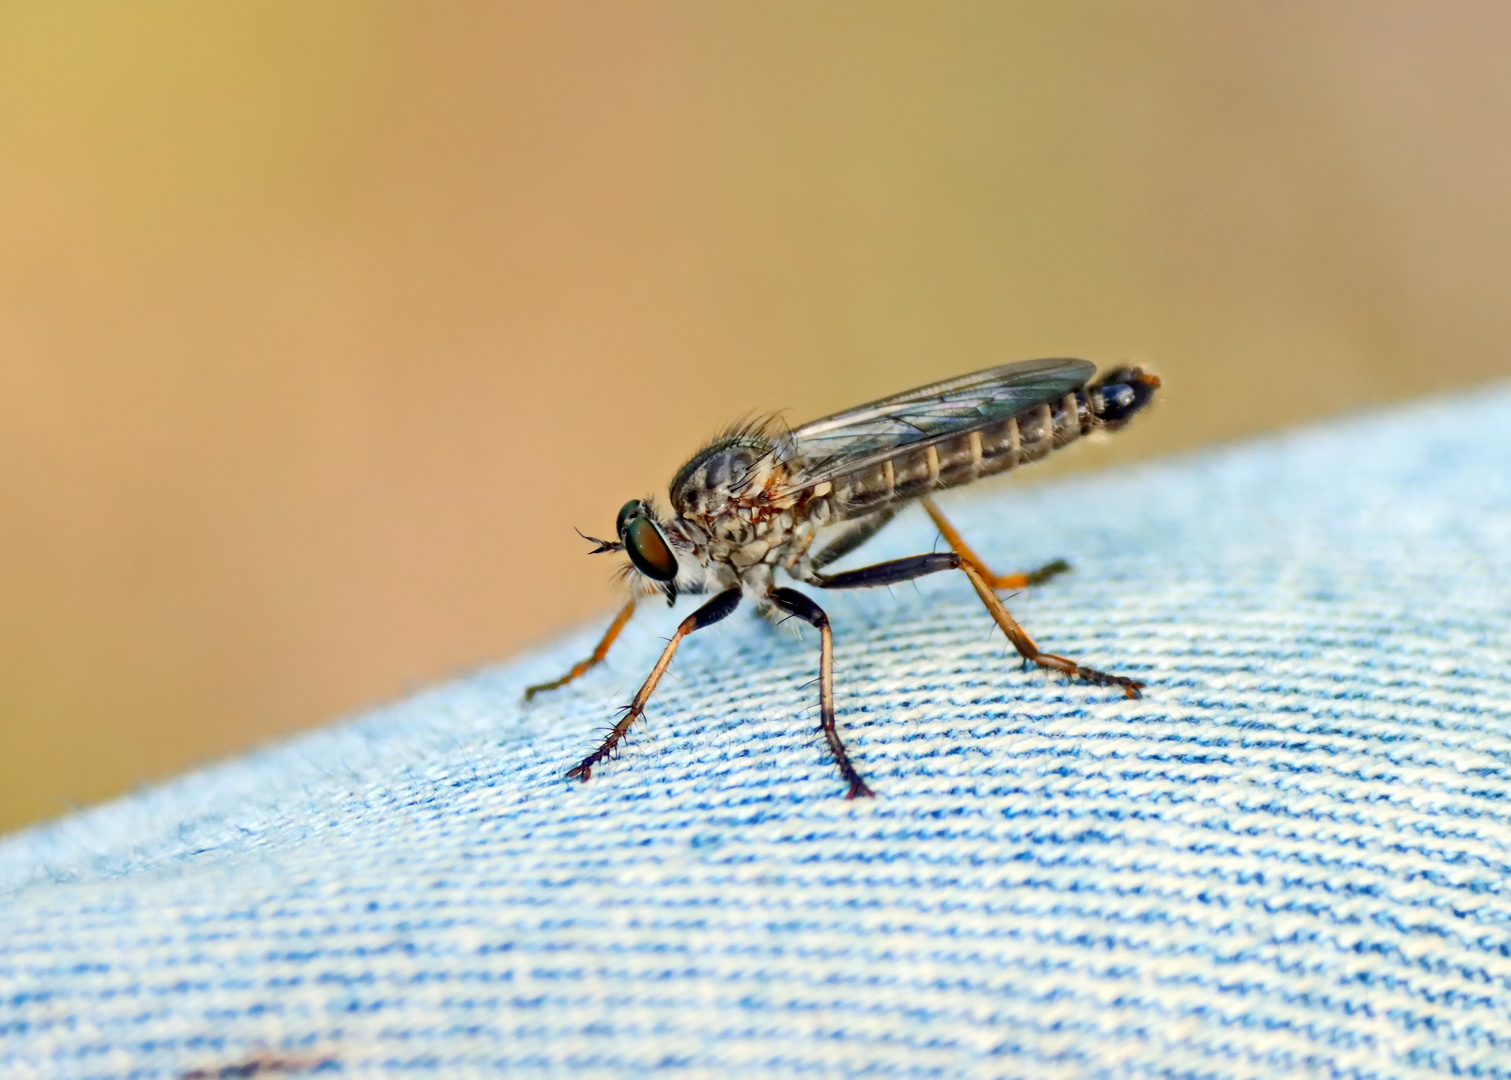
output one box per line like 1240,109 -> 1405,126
824,366 -> 1158,519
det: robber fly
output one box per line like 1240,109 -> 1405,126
527,358 -> 1160,798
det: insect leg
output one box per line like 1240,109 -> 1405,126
810,552 -> 961,589
524,598 -> 638,701
956,560 -> 1143,698
920,496 -> 1069,589
811,551 -> 1142,698
566,588 -> 742,783
768,587 -> 873,800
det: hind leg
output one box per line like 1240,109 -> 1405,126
920,496 -> 1069,589
812,551 -> 1142,699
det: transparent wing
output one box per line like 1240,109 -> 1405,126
772,357 -> 1096,496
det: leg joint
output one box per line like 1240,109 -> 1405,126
769,586 -> 829,629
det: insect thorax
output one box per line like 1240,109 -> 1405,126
666,433 -> 817,576
668,433 -> 777,515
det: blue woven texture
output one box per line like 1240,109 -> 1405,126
3,388 -> 1511,1079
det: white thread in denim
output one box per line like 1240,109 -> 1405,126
1,387 -> 1509,1078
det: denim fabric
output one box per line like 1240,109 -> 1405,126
3,387 -> 1511,1079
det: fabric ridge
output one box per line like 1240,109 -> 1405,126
2,385 -> 1511,1079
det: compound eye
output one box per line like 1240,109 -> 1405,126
616,499 -> 642,539
624,516 -> 678,582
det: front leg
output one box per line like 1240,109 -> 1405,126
566,588 -> 742,783
524,598 -> 637,701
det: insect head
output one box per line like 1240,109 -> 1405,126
579,499 -> 680,605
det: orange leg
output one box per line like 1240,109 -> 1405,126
956,560 -> 1143,698
921,496 -> 1069,589
524,598 -> 637,701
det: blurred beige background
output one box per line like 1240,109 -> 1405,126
2,2 -> 1509,833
